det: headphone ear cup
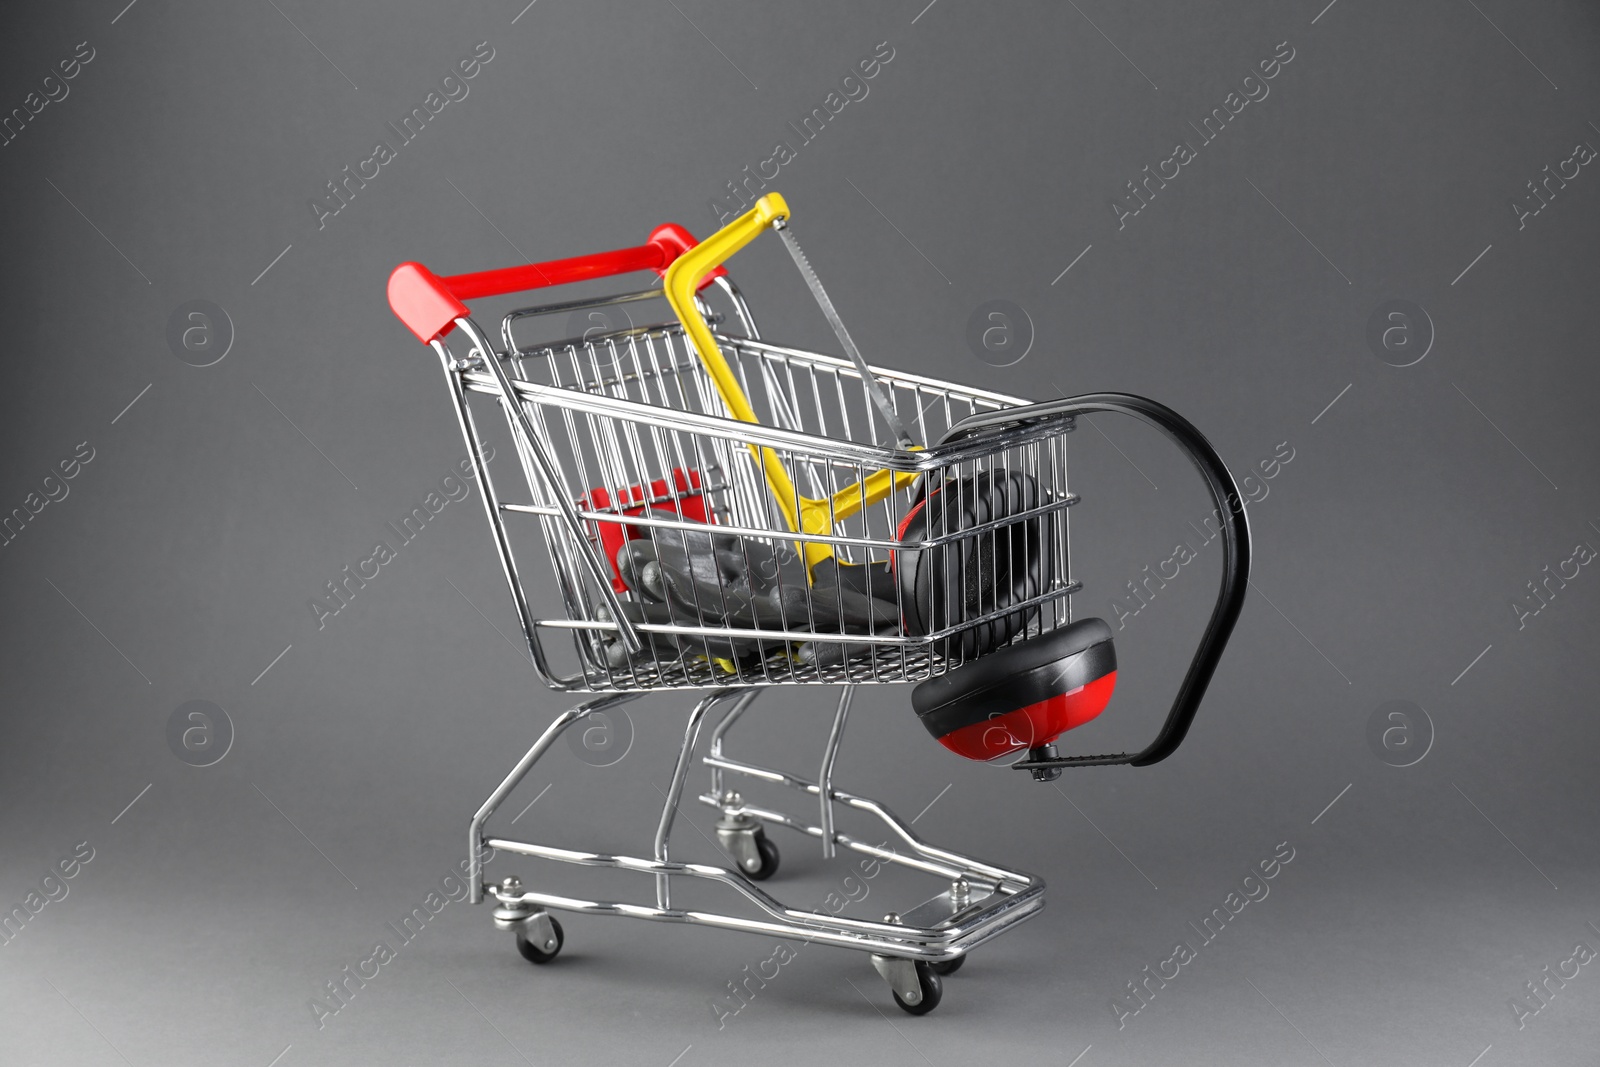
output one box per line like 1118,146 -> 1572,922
894,469 -> 1050,659
964,470 -> 1047,657
912,617 -> 1117,761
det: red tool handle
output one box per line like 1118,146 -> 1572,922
388,222 -> 726,344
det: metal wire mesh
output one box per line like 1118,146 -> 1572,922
450,299 -> 1079,691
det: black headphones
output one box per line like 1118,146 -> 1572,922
893,467 -> 1118,765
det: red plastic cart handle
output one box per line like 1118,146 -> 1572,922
387,222 -> 726,344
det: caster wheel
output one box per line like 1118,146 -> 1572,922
745,831 -> 781,881
515,916 -> 564,964
892,961 -> 943,1016
930,955 -> 965,976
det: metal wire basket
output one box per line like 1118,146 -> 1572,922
468,302 -> 1080,691
386,191 -> 1087,693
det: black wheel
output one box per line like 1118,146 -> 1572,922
515,916 -> 564,964
892,961 -> 943,1015
744,831 -> 781,881
930,955 -> 965,976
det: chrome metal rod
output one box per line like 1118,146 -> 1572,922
480,879 -> 1039,960
700,753 -> 1022,888
458,366 -> 1070,469
454,316 -> 643,652
654,689 -> 747,908
818,686 -> 854,859
468,693 -> 638,903
432,339 -> 559,687
484,835 -> 1042,949
699,797 -> 972,881
708,689 -> 760,801
712,276 -> 761,341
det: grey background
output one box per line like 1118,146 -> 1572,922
3,0 -> 1598,1064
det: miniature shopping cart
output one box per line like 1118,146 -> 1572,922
387,193 -> 1250,1015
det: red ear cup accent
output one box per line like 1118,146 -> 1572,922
911,618 -> 1117,761
894,488 -> 933,546
934,672 -> 1116,760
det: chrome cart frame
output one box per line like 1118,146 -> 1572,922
471,686 -> 1043,1012
386,193 -> 1250,1015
